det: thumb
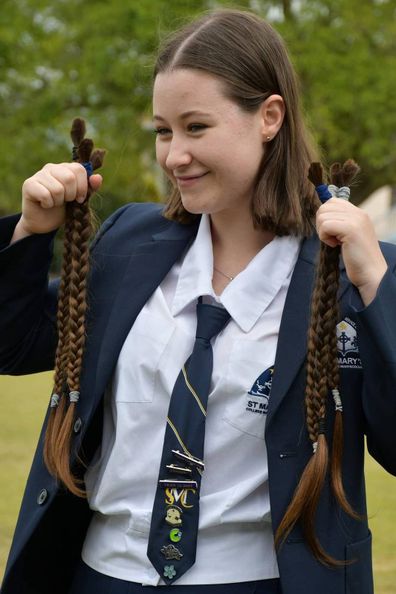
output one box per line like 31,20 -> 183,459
89,174 -> 103,192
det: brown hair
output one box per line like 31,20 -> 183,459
43,119 -> 105,496
154,9 -> 319,236
275,160 -> 363,565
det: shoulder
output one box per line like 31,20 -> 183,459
91,201 -> 198,254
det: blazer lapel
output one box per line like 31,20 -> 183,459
82,219 -> 199,407
266,235 -> 317,428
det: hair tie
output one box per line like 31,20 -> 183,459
332,388 -> 343,412
50,393 -> 60,408
82,162 -> 93,177
318,418 -> 326,435
69,390 -> 80,403
315,183 -> 333,204
328,185 -> 350,200
312,418 -> 326,454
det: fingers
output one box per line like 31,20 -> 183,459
44,163 -> 89,202
23,162 -> 90,207
315,198 -> 376,251
89,174 -> 103,192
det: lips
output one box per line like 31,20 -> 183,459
175,172 -> 209,181
174,172 -> 209,188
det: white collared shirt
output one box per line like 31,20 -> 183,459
82,214 -> 301,585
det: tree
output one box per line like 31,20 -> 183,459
1,0 -> 395,225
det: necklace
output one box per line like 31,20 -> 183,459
213,267 -> 235,281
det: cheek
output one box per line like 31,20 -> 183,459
156,140 -> 173,175
155,142 -> 166,169
156,146 -> 175,185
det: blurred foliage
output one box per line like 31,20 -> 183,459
0,0 -> 395,227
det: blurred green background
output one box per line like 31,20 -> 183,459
1,0 -> 396,225
1,0 -> 395,590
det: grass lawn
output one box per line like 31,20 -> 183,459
1,372 -> 395,591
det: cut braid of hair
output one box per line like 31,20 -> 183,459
275,160 -> 362,566
43,118 -> 105,497
43,221 -> 73,473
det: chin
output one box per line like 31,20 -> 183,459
180,200 -> 209,216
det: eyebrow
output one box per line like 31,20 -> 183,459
152,110 -> 212,122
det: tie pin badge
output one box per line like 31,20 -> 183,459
161,544 -> 184,561
165,506 -> 183,526
163,565 -> 177,580
159,479 -> 198,489
169,528 -> 182,542
166,464 -> 193,476
172,449 -> 205,471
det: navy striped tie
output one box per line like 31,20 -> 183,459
147,298 -> 231,584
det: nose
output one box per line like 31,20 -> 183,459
165,136 -> 193,172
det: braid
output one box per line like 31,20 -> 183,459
275,160 -> 361,565
43,119 -> 105,496
43,221 -> 73,474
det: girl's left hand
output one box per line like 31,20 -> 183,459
316,197 -> 388,306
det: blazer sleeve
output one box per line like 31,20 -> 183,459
354,259 -> 396,475
0,206 -> 132,376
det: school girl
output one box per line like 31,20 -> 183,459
1,8 -> 396,594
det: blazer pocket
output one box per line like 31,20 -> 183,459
345,532 -> 374,594
114,311 -> 174,403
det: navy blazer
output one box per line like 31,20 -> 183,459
1,202 -> 396,594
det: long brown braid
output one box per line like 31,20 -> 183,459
43,119 -> 105,496
275,160 -> 362,565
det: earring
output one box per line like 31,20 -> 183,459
266,136 -> 271,141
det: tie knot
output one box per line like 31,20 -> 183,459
195,301 -> 230,343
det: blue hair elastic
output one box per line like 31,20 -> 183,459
82,162 -> 93,177
315,184 -> 333,204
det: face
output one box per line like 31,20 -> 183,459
153,69 -> 267,218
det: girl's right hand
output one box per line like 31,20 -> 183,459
12,163 -> 103,240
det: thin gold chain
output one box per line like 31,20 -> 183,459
213,267 -> 235,281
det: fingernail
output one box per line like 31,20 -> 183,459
77,196 -> 86,203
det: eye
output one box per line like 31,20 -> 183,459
188,124 -> 207,133
154,127 -> 171,136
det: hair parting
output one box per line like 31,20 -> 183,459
43,118 -> 105,497
275,160 -> 362,565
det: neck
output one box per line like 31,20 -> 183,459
210,209 -> 275,276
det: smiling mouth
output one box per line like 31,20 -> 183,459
176,172 -> 209,186
176,172 -> 209,181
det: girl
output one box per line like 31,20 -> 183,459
1,9 -> 395,594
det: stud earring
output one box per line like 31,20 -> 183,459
266,136 -> 271,141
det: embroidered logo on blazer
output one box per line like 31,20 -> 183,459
337,317 -> 362,369
246,366 -> 274,415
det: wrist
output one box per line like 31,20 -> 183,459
10,219 -> 34,244
357,262 -> 388,306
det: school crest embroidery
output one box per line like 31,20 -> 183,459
337,317 -> 362,369
246,366 -> 274,415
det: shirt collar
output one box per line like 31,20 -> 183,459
171,214 -> 301,332
172,214 -> 216,316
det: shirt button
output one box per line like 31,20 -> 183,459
73,417 -> 83,434
37,488 -> 48,505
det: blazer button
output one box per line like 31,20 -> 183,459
73,417 -> 83,434
37,488 -> 48,505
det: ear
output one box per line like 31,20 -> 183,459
260,94 -> 285,141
